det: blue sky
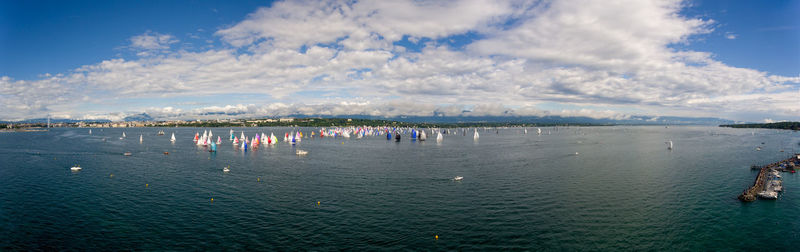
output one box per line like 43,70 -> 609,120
1,0 -> 798,122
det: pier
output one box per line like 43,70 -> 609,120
739,154 -> 800,202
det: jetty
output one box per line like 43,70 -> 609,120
739,154 -> 800,202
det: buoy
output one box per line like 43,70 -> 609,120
317,201 -> 321,206
257,177 -> 261,182
211,198 -> 214,202
435,235 -> 438,240
110,174 -> 113,178
145,183 -> 149,187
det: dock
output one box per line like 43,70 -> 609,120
739,154 -> 800,202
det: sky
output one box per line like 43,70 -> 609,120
1,0 -> 798,122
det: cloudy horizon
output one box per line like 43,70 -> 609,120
1,0 -> 798,122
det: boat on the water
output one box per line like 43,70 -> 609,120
70,165 -> 82,171
296,149 -> 308,155
453,176 -> 463,181
223,166 -> 230,173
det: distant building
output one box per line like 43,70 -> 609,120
279,118 -> 294,123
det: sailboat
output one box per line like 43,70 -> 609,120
170,133 -> 176,142
216,136 -> 221,144
139,134 -> 143,143
666,140 -> 673,150
537,128 -> 542,135
473,129 -> 480,140
121,132 -> 126,139
89,129 -> 92,134
524,128 -> 527,134
230,129 -> 235,141
420,130 -> 427,141
436,131 -> 443,142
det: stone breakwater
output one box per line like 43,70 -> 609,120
739,154 -> 800,202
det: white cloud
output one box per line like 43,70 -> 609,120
130,31 -> 178,50
1,0 -> 798,122
725,32 -> 737,39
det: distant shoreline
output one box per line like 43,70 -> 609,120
1,118 -> 617,129
719,122 -> 800,131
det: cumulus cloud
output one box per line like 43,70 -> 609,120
1,0 -> 798,122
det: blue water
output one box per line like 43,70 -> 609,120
1,126 -> 799,250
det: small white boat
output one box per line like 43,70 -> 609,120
223,166 -> 230,172
666,140 -> 673,150
123,152 -> 132,156
473,129 -> 479,140
296,150 -> 308,155
70,165 -> 82,171
170,133 -> 176,142
453,176 -> 463,181
758,191 -> 778,199
139,134 -> 143,143
436,131 -> 443,142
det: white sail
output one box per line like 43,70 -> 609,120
537,128 -> 542,135
666,140 -> 673,150
170,133 -> 176,142
420,130 -> 427,141
139,134 -> 143,143
473,129 -> 479,140
122,132 -> 126,138
436,131 -> 443,142
89,129 -> 92,134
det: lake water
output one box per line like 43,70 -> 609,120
2,126 -> 799,250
